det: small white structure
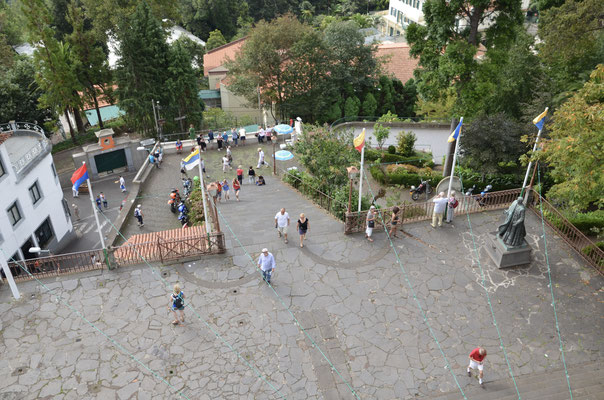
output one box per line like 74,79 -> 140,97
0,122 -> 74,269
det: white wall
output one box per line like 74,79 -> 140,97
0,146 -> 73,262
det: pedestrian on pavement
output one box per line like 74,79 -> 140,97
248,166 -> 256,184
275,208 -> 290,244
388,206 -> 400,238
226,146 -> 233,168
297,213 -> 309,248
180,160 -> 188,178
446,191 -> 459,223
232,128 -> 239,146
119,175 -> 126,192
365,205 -> 376,242
236,165 -> 244,185
258,127 -> 265,143
232,178 -> 240,201
189,124 -> 196,140
257,148 -> 265,168
176,139 -> 183,154
221,178 -> 230,201
72,186 -> 79,198
169,284 -> 185,325
72,204 -> 80,220
134,205 -> 144,227
216,134 -> 223,151
100,192 -> 108,208
222,155 -> 230,173
239,127 -> 246,145
257,248 -> 276,285
199,135 -> 207,152
431,192 -> 449,228
208,129 -> 214,143
95,195 -> 103,212
201,158 -> 208,178
467,347 -> 487,385
216,181 -> 222,203
222,131 -> 229,147
148,152 -> 156,167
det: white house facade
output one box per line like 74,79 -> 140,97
0,122 -> 74,269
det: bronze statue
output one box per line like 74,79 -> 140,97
498,197 -> 527,247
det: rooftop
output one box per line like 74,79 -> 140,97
376,42 -> 419,83
203,37 -> 248,76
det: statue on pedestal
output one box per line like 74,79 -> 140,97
498,197 -> 527,247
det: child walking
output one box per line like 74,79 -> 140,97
169,284 -> 185,325
248,166 -> 256,184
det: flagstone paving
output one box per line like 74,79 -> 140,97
1,148 -> 602,399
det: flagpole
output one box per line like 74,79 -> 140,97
84,162 -> 106,249
357,144 -> 365,212
521,107 -> 548,198
196,147 -> 210,234
447,117 -> 463,199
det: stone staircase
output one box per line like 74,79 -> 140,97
429,362 -> 604,400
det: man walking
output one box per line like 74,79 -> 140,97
467,346 -> 487,385
446,190 -> 459,223
100,192 -> 108,209
257,248 -> 276,284
431,192 -> 448,228
72,204 -> 80,220
95,195 -> 103,212
257,148 -> 265,168
275,208 -> 290,244
119,175 -> 126,192
134,205 -> 144,227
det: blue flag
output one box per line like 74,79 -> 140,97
448,117 -> 463,143
533,108 -> 548,130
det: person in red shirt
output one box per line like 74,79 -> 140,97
236,165 -> 244,185
468,347 -> 487,385
232,178 -> 240,201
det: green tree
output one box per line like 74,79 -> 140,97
115,1 -> 173,135
66,3 -> 112,128
205,29 -> 227,51
407,0 -> 522,108
361,92 -> 377,116
344,96 -> 361,117
0,56 -> 53,124
396,131 -> 417,157
461,112 -> 526,175
539,65 -> 604,211
377,76 -> 396,115
392,78 -> 417,118
373,124 -> 389,150
415,89 -> 456,121
173,36 -> 205,75
22,0 -> 82,140
167,40 -> 203,130
538,0 -> 604,97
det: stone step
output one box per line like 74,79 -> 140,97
429,362 -> 603,400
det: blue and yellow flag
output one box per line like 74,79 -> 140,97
533,108 -> 548,130
448,117 -> 463,143
182,148 -> 200,170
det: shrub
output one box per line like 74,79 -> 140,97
387,145 -> 396,154
373,123 -> 390,149
187,180 -> 206,226
566,210 -> 604,236
370,165 -> 387,184
396,130 -> 417,157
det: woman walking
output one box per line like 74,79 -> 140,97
365,205 -> 376,242
169,284 -> 185,325
389,206 -> 400,238
297,213 -> 310,248
232,178 -> 240,201
236,165 -> 244,185
221,178 -> 230,201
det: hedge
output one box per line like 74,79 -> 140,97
566,210 -> 604,236
370,165 -> 442,188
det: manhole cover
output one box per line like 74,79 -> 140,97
12,366 -> 27,376
231,289 -> 238,294
166,366 -> 177,376
162,271 -> 169,278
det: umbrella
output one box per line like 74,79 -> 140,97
273,124 -> 294,135
274,150 -> 294,161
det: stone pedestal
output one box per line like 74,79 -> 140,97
485,234 -> 532,268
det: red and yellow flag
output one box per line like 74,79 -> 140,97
353,129 -> 365,153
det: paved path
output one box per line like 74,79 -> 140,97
1,155 -> 602,399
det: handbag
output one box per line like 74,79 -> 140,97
368,219 -> 375,228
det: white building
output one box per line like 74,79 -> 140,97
0,122 -> 74,269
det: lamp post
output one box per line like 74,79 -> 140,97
206,182 -> 220,232
272,134 -> 277,176
347,166 -> 359,213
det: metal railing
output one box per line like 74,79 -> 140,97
344,188 -> 522,234
527,193 -> 604,274
3,249 -> 107,283
282,171 -> 348,219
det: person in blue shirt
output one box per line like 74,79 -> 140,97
222,131 -> 229,146
148,153 -> 155,166
257,248 -> 276,284
208,130 -> 214,142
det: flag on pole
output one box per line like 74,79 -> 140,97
533,108 -> 548,130
354,129 -> 365,153
70,164 -> 89,192
448,118 -> 463,143
182,148 -> 200,170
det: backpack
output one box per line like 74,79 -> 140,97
173,292 -> 184,308
450,198 -> 459,209
134,208 -> 141,217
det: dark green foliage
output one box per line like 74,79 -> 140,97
372,123 -> 389,149
167,40 -> 203,128
361,92 -> 377,117
0,56 -> 53,124
114,2 -> 173,135
186,180 -> 206,226
396,131 -> 416,157
205,29 -> 227,50
387,145 -> 396,154
565,211 -> 604,237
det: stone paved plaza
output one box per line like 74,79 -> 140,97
1,148 -> 603,399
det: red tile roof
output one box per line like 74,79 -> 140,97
376,42 -> 419,83
203,37 -> 248,77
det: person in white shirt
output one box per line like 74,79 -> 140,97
257,148 -> 265,168
446,190 -> 459,223
239,127 -> 246,145
258,127 -> 265,143
257,248 -> 276,284
275,208 -> 290,244
119,176 -> 126,192
431,192 -> 449,228
222,155 -> 230,173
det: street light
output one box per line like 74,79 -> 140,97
29,247 -> 50,255
347,166 -> 359,213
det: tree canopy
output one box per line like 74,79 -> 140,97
539,65 -> 604,211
